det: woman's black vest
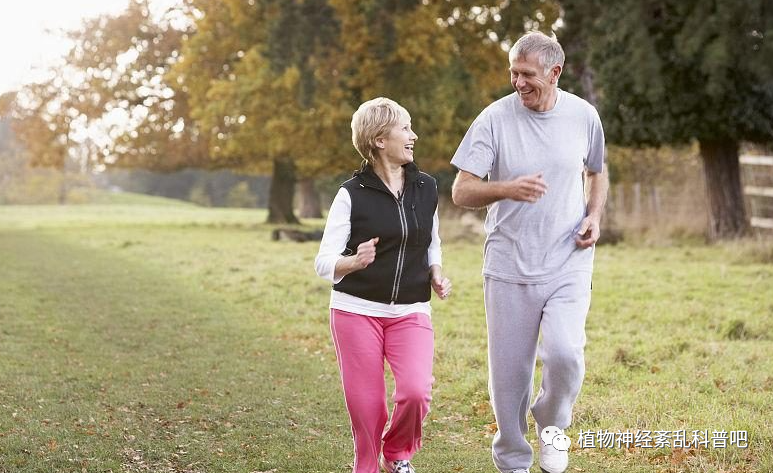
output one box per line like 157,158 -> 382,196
333,162 -> 438,304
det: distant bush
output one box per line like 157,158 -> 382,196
1,170 -> 67,204
226,181 -> 257,208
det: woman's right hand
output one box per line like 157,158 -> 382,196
354,237 -> 379,269
333,237 -> 379,281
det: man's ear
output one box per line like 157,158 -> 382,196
550,64 -> 563,84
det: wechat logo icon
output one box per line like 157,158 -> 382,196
541,425 -> 571,451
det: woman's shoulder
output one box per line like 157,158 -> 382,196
331,186 -> 352,203
416,171 -> 437,187
415,171 -> 438,201
339,175 -> 361,190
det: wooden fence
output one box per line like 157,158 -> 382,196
740,154 -> 773,231
603,178 -> 707,235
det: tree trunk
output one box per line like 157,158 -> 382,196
297,178 -> 322,218
579,62 -> 599,108
267,158 -> 299,224
698,139 -> 749,240
58,164 -> 68,204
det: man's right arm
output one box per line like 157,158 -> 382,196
451,170 -> 548,209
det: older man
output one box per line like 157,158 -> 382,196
450,31 -> 608,473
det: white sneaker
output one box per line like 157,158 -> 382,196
538,425 -> 569,473
380,457 -> 416,473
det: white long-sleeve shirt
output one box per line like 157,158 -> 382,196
315,187 -> 442,317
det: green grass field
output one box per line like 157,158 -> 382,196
1,196 -> 771,473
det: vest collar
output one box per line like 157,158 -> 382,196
353,161 -> 420,191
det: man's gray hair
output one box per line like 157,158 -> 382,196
509,31 -> 565,75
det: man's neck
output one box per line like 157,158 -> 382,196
534,87 -> 559,112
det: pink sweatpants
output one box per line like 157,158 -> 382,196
330,309 -> 434,473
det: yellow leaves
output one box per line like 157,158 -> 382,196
273,66 -> 301,92
182,0 -> 567,177
200,46 -> 337,167
392,4 -> 454,69
0,92 -> 16,117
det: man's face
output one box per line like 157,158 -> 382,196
509,53 -> 560,112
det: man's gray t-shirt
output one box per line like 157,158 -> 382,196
451,90 -> 605,284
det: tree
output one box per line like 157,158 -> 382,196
7,0 -> 564,216
6,0 -> 215,205
561,0 -> 773,239
331,0 -> 562,174
173,0 -> 352,223
178,1 -> 563,221
63,0 -> 213,172
8,76 -> 87,203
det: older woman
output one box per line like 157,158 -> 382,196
315,97 -> 451,473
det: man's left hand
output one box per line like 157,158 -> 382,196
575,216 -> 601,248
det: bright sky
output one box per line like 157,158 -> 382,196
0,0 -> 130,94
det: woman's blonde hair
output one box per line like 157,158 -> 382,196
351,97 -> 409,164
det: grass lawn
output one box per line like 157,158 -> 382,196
0,199 -> 771,472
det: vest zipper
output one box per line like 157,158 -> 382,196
358,178 -> 411,303
390,194 -> 409,302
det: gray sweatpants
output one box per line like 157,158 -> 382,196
484,271 -> 592,472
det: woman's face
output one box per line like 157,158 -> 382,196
375,114 -> 418,166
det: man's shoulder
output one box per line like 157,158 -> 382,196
559,90 -> 600,117
479,93 -> 519,119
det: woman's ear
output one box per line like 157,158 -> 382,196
374,137 -> 385,149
